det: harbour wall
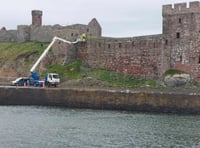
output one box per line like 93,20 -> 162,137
0,87 -> 200,114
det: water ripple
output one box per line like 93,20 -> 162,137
0,106 -> 199,147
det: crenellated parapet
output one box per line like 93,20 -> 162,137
163,1 -> 200,15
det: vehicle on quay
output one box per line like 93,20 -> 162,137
11,77 -> 30,86
11,77 -> 43,87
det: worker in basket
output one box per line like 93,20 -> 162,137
81,33 -> 87,41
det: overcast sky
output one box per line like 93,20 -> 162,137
0,0 -> 194,37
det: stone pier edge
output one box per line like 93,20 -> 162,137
0,87 -> 200,114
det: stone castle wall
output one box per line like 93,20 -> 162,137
1,2 -> 200,81
76,1 -> 200,81
77,35 -> 165,79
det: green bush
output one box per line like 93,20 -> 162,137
164,69 -> 185,76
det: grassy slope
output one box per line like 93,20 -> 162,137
43,60 -> 157,88
0,42 -> 49,61
0,42 -> 49,75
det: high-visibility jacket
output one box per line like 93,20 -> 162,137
81,33 -> 87,41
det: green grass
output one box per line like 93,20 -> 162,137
43,60 -> 157,88
0,42 -> 49,61
0,41 -> 50,76
42,60 -> 82,79
91,69 -> 157,88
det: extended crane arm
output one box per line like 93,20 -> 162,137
30,36 -> 80,73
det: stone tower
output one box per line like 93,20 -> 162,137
32,10 -> 42,27
162,1 -> 200,79
87,18 -> 102,37
162,1 -> 200,44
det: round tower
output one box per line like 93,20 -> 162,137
32,10 -> 42,27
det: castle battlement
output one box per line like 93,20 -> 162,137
163,1 -> 200,15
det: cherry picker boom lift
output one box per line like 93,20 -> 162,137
12,36 -> 81,87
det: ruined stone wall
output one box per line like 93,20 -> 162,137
189,40 -> 200,80
0,9 -> 101,42
0,30 -> 17,42
87,18 -> 102,37
54,28 -> 80,42
17,25 -> 30,42
51,41 -> 77,65
170,39 -> 200,80
65,18 -> 102,38
66,24 -> 88,36
30,26 -> 54,42
77,35 -> 165,79
38,40 -> 77,71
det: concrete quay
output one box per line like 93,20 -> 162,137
0,86 -> 200,114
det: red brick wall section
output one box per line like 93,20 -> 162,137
77,36 -> 163,79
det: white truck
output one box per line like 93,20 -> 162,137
44,73 -> 60,87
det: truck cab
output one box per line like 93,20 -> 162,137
45,73 -> 60,87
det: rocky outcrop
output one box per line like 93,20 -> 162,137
164,74 -> 191,87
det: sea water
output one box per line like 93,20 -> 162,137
0,106 -> 199,148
